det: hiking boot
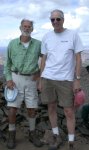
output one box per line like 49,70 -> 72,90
7,130 -> 16,149
48,134 -> 62,150
68,141 -> 74,150
29,130 -> 43,147
40,129 -> 53,145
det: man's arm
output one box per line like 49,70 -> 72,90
38,54 -> 47,91
73,52 -> 82,91
40,54 -> 47,74
75,52 -> 81,78
4,45 -> 12,81
4,46 -> 15,89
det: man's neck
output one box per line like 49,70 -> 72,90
54,28 -> 65,33
20,35 -> 31,43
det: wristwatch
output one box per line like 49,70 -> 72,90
75,76 -> 81,80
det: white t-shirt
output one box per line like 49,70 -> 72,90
41,29 -> 83,81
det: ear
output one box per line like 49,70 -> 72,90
31,26 -> 33,32
62,18 -> 64,23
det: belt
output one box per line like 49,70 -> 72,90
12,70 -> 40,76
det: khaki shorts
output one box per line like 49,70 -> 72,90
41,78 -> 74,107
7,73 -> 39,108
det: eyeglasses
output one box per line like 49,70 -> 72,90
50,18 -> 61,22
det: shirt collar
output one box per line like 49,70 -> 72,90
18,37 -> 33,45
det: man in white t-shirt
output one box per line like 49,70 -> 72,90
39,9 -> 83,150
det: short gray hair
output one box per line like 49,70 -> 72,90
21,19 -> 33,26
50,9 -> 64,18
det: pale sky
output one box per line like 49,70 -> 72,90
0,0 -> 89,49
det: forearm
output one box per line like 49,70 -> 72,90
4,46 -> 13,81
73,52 -> 82,91
75,52 -> 81,79
40,54 -> 47,76
38,54 -> 46,91
4,61 -> 12,81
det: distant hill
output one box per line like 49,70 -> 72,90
0,64 -> 4,77
0,47 -> 7,55
0,47 -> 6,76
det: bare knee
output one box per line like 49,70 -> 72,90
64,107 -> 75,119
8,107 -> 17,123
27,108 -> 37,117
48,102 -> 57,114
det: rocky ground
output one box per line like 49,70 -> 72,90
0,119 -> 89,150
0,67 -> 89,150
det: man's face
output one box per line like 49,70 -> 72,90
20,21 -> 33,37
50,12 -> 64,32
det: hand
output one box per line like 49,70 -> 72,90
6,80 -> 16,90
73,79 -> 81,93
32,74 -> 40,81
37,78 -> 42,92
32,72 -> 40,81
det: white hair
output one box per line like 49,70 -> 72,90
50,9 -> 64,18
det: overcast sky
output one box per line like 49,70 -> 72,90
0,0 -> 89,48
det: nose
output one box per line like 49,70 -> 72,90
54,19 -> 57,23
26,26 -> 31,30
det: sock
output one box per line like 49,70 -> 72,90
28,117 -> 36,131
68,134 -> 75,142
9,123 -> 16,131
52,127 -> 59,135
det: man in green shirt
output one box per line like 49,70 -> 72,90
4,19 -> 43,149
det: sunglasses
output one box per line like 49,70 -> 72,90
50,18 -> 61,22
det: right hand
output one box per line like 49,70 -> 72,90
6,80 -> 16,90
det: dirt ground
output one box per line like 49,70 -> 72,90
0,104 -> 89,150
0,125 -> 89,150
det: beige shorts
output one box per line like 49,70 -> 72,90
41,78 -> 74,107
7,73 -> 39,108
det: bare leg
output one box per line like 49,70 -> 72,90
7,107 -> 17,149
64,107 -> 75,149
64,107 -> 75,134
27,108 -> 36,131
27,108 -> 43,147
48,102 -> 57,128
47,102 -> 62,149
27,108 -> 36,118
8,107 -> 17,124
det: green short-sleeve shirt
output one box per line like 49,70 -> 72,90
4,37 -> 41,81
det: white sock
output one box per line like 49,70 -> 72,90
52,127 -> 59,135
28,117 -> 36,131
68,134 -> 75,142
9,123 -> 16,131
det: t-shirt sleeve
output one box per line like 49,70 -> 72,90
74,31 -> 84,53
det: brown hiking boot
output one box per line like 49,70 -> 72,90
7,130 -> 16,149
68,141 -> 74,150
48,134 -> 62,150
29,130 -> 43,147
